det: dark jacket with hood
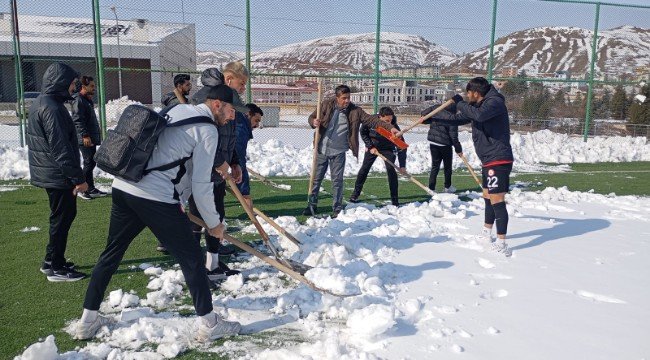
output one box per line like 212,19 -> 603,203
308,98 -> 394,158
360,115 -> 407,167
190,68 -> 239,183
421,104 -> 462,154
71,92 -> 101,146
433,85 -> 513,166
27,63 -> 84,189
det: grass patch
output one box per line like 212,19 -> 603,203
1,161 -> 648,358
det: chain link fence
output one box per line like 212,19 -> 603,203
1,0 -> 649,147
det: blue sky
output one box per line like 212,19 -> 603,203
3,0 -> 649,55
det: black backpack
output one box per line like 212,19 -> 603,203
94,104 -> 214,182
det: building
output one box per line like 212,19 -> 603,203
0,13 -> 195,104
350,80 -> 451,105
382,64 -> 441,79
252,83 -> 318,105
500,66 -> 518,78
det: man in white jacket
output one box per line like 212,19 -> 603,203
76,85 -> 241,342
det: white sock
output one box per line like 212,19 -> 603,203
200,312 -> 217,327
205,252 -> 220,271
81,309 -> 98,323
496,238 -> 506,245
482,227 -> 492,236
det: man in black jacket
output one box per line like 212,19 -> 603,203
71,76 -> 106,200
430,77 -> 514,257
27,62 -> 89,281
421,104 -> 463,193
161,73 -> 191,107
349,107 -> 406,206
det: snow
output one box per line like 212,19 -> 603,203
14,186 -> 650,359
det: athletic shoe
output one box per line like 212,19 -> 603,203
491,241 -> 512,257
391,198 -> 399,206
332,208 -> 342,218
444,185 -> 456,193
74,314 -> 115,340
196,315 -> 241,342
88,188 -> 108,198
47,268 -> 87,282
207,261 -> 240,281
217,245 -> 236,256
78,192 -> 93,200
40,261 -> 75,275
156,243 -> 168,254
301,204 -> 317,216
348,195 -> 360,203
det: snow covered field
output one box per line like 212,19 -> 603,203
15,187 -> 650,359
1,125 -> 649,181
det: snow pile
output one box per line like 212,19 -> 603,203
20,226 -> 40,232
14,186 -> 650,359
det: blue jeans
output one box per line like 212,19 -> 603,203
309,152 -> 346,211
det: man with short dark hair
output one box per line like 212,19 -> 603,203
235,103 -> 264,208
429,77 -> 514,256
349,106 -> 407,206
304,85 -> 399,217
161,73 -> 191,107
72,75 -> 106,200
27,62 -> 88,282
77,84 -> 241,342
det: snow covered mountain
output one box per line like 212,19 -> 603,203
249,32 -> 457,74
196,50 -> 244,71
446,26 -> 650,77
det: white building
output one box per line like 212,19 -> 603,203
350,80 -> 450,105
252,84 -> 318,105
0,13 -> 195,104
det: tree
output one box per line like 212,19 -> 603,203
610,85 -> 629,120
592,88 -> 612,119
628,85 -> 650,125
500,71 -> 529,96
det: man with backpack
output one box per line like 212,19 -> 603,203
77,84 -> 241,342
27,62 -> 88,282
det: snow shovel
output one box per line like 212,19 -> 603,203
375,127 -> 409,150
187,212 -> 355,297
375,152 -> 436,196
457,153 -> 482,186
247,167 -> 290,191
307,79 -> 323,214
252,207 -> 302,246
226,178 -> 305,272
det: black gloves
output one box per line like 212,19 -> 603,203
451,94 -> 464,104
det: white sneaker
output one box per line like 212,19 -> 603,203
197,315 -> 241,342
477,228 -> 495,244
490,241 -> 512,257
444,185 -> 456,193
74,314 -> 114,340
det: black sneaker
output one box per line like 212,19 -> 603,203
301,204 -> 317,216
47,268 -> 86,282
348,195 -> 360,203
391,198 -> 400,206
88,188 -> 108,198
207,261 -> 240,281
40,261 -> 76,275
217,245 -> 236,256
332,208 -> 342,218
156,242 -> 168,254
78,192 -> 93,200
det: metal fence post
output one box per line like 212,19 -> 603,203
246,0 -> 251,103
92,0 -> 107,136
583,2 -> 600,142
10,0 -> 25,147
487,0 -> 498,82
373,0 -> 382,113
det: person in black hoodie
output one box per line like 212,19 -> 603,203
349,107 -> 406,206
161,73 -> 191,107
26,62 -> 88,281
420,103 -> 463,193
188,63 -> 249,280
430,77 -> 514,257
71,75 -> 106,200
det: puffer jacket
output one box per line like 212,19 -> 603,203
161,91 -> 188,108
433,85 -> 513,165
27,63 -> 84,189
191,68 -> 224,105
421,104 -> 462,153
360,115 -> 407,167
71,92 -> 101,146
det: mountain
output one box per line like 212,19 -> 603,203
196,50 -> 244,71
445,26 -> 650,77
249,32 -> 457,75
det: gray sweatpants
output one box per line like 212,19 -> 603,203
309,152 -> 346,211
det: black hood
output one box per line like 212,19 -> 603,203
41,63 -> 79,99
484,85 -> 505,102
201,68 -> 224,87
